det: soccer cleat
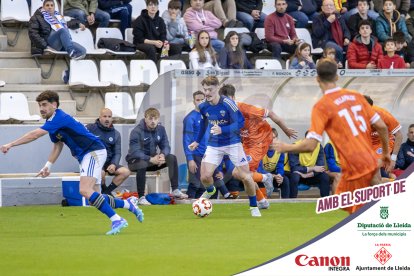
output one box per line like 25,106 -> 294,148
172,189 -> 189,199
106,218 -> 128,235
250,207 -> 262,217
138,196 -> 151,206
200,186 -> 216,199
127,196 -> 144,223
225,194 -> 239,199
263,173 -> 274,198
258,199 -> 270,209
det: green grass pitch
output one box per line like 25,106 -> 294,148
0,203 -> 347,275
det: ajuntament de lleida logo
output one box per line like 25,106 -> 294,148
380,206 -> 389,219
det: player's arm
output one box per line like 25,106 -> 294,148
183,116 -> 196,160
276,138 -> 319,154
391,129 -> 403,169
1,128 -> 48,154
190,111 -> 208,151
219,101 -> 244,135
372,118 -> 391,171
38,141 -> 64,177
268,111 -> 298,139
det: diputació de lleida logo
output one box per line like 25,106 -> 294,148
380,206 -> 389,219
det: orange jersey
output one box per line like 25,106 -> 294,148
308,88 -> 380,181
237,102 -> 273,147
370,105 -> 401,156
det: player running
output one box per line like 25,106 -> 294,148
275,59 -> 390,214
1,91 -> 143,234
188,76 -> 261,217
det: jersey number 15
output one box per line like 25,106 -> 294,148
338,105 -> 367,136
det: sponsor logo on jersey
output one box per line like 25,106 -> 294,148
220,110 -> 226,117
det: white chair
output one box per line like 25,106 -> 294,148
0,0 -> 31,46
30,0 -> 59,15
130,60 -> 158,85
69,60 -> 110,87
255,59 -> 283,69
69,28 -> 106,55
285,59 -> 290,69
295,28 -> 323,55
261,0 -> 276,15
224,27 -> 250,38
131,0 -> 147,20
0,93 -> 40,121
135,92 -> 146,113
254,28 -> 265,40
95,28 -> 136,55
158,0 -> 169,15
105,92 -> 137,119
100,60 -> 140,87
159,59 -> 187,75
125,28 -> 134,44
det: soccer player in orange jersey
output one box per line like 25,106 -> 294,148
364,95 -> 403,179
219,84 -> 297,208
275,58 -> 391,214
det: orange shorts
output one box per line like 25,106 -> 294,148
336,169 -> 377,214
243,142 -> 271,172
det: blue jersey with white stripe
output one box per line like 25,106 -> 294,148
196,96 -> 244,147
41,109 -> 105,162
183,110 -> 208,160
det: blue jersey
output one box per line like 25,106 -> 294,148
196,96 -> 244,147
183,110 -> 208,160
41,109 -> 105,162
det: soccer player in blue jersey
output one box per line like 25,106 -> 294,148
188,76 -> 261,217
0,91 -> 143,235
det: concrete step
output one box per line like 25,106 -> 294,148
0,35 -> 7,51
0,67 -> 41,84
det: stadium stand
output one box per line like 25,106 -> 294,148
0,0 -> 31,46
104,92 -> 137,119
0,92 -> 41,121
100,60 -> 140,87
130,59 -> 159,86
159,59 -> 187,75
69,28 -> 106,55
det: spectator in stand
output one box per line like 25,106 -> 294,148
64,0 -> 110,27
184,0 -> 224,52
406,13 -> 414,37
344,0 -> 379,22
312,0 -> 351,64
189,30 -> 220,69
376,0 -> 411,43
378,38 -> 406,68
265,0 -> 300,59
98,0 -> 131,38
323,46 -> 344,68
132,0 -> 182,63
347,20 -> 383,69
203,0 -> 243,27
126,107 -> 188,206
287,132 -> 331,198
257,128 -> 290,198
289,42 -> 316,69
334,0 -> 348,14
218,31 -> 253,69
393,31 -> 414,67
29,0 -> 86,59
236,0 -> 267,31
347,0 -> 378,39
162,0 -> 191,51
373,0 -> 410,18
396,124 -> 414,170
286,0 -> 320,28
324,139 -> 341,194
86,108 -> 131,195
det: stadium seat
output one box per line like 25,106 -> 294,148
255,59 -> 283,69
104,92 -> 137,119
0,93 -> 40,121
100,60 -> 140,87
285,59 -> 290,69
0,0 -> 30,46
69,28 -> 106,55
261,0 -> 276,15
95,28 -> 136,56
158,0 -> 169,15
130,60 -> 158,86
135,92 -> 146,113
224,27 -> 250,37
178,163 -> 189,191
125,28 -> 134,44
295,28 -> 323,55
159,59 -> 187,75
131,0 -> 146,20
254,28 -> 265,40
69,60 -> 110,87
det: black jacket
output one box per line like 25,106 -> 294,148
312,12 -> 351,48
131,9 -> 166,45
98,0 -> 131,11
86,119 -> 122,166
28,8 -> 81,55
125,119 -> 171,163
396,139 -> 414,170
347,13 -> 377,40
236,0 -> 263,14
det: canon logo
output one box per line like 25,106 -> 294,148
295,254 -> 350,267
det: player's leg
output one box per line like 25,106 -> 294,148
102,166 -> 131,195
199,146 -> 223,198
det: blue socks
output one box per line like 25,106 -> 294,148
89,192 -> 116,218
248,195 -> 258,207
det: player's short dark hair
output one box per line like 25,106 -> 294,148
384,38 -> 396,49
392,31 -> 405,43
192,90 -> 204,99
358,0 -> 369,4
36,90 -> 60,107
358,20 -> 372,30
383,0 -> 394,4
219,84 -> 236,97
364,95 -> 374,106
145,107 -> 160,118
43,0 -> 55,6
146,0 -> 159,6
201,76 -> 219,86
408,124 -> 414,129
168,0 -> 181,9
316,58 -> 338,83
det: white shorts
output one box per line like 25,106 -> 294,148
79,149 -> 107,184
202,143 -> 249,167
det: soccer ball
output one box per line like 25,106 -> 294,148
192,198 -> 213,218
